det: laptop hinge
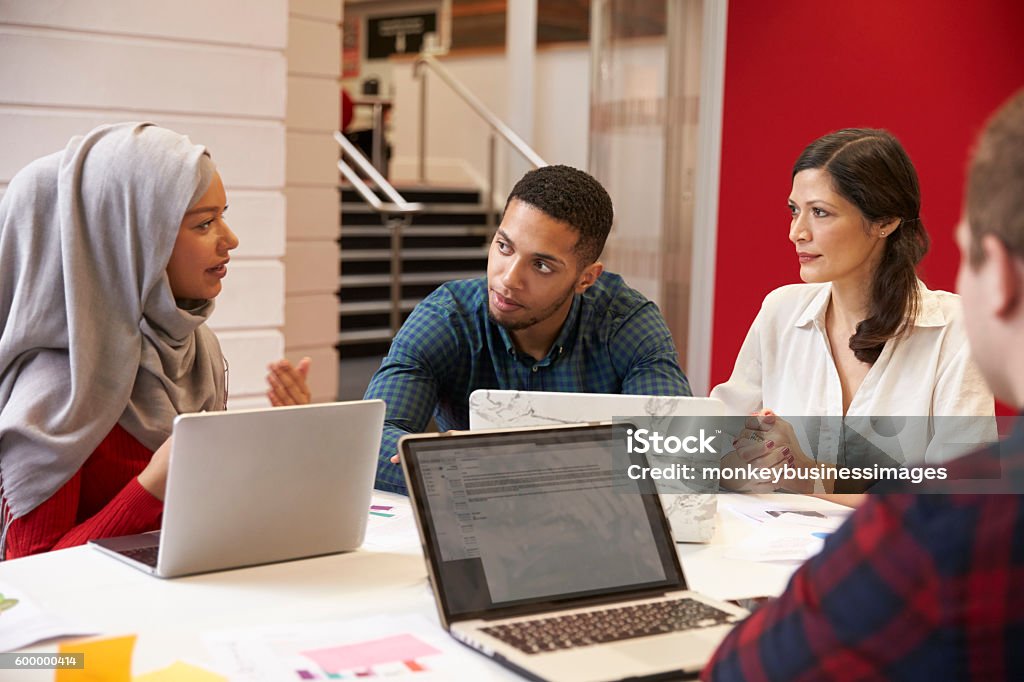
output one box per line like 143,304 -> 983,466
476,587 -> 678,622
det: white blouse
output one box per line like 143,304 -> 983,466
711,282 -> 996,465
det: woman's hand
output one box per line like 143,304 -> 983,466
719,436 -> 792,492
744,410 -> 828,493
137,437 -> 174,501
266,357 -> 312,406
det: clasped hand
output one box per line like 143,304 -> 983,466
720,410 -> 816,493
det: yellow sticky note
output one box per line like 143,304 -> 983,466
56,634 -> 136,682
133,661 -> 226,682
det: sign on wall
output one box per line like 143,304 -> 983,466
366,13 -> 437,59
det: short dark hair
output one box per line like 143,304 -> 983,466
504,165 -> 613,267
967,88 -> 1024,265
793,128 -> 930,364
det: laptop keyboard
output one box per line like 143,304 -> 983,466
119,545 -> 160,568
480,598 -> 735,655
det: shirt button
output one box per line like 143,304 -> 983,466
532,366 -> 538,372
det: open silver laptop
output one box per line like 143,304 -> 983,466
400,423 -> 746,682
470,390 -> 724,543
90,400 -> 384,578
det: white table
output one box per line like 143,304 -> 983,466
679,493 -> 850,602
0,492 -> 847,679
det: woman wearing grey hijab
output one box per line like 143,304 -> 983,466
0,123 -> 310,559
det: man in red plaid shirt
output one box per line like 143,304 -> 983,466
704,89 -> 1024,681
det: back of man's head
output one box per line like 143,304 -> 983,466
504,165 -> 614,268
967,89 -> 1024,265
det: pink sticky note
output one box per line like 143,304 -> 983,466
369,505 -> 393,511
302,634 -> 440,672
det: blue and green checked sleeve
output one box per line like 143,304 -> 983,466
363,298 -> 462,493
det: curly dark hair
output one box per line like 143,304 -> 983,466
793,129 -> 930,364
504,165 -> 614,267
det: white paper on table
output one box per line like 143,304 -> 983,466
723,530 -> 827,563
204,613 -> 503,682
363,495 -> 420,553
720,494 -> 852,530
0,580 -> 97,652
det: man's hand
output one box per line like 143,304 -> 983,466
390,430 -> 467,464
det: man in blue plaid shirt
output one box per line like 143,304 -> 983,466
364,165 -> 691,493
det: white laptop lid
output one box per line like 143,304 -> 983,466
469,390 -> 724,429
154,399 -> 384,577
469,391 -> 723,543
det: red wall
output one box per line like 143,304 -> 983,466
711,0 -> 1024,388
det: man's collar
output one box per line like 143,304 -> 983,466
496,292 -> 582,363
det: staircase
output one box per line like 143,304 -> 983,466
337,184 -> 497,359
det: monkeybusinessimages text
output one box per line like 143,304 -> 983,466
623,428 -> 948,486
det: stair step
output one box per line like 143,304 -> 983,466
341,247 -> 489,261
338,328 -> 394,344
341,225 -> 493,237
340,184 -> 481,205
339,298 -> 420,314
339,271 -> 482,287
342,202 -> 497,215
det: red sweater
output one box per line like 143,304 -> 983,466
5,424 -> 164,559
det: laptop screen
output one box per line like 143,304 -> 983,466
402,424 -> 686,622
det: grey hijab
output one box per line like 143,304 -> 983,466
0,122 -> 226,527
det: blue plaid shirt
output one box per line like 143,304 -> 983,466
364,272 -> 692,493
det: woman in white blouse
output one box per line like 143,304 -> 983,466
711,128 -> 995,496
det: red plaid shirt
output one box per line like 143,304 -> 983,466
703,416 -> 1024,681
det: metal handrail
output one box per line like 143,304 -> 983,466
334,131 -> 423,335
414,54 -> 547,168
414,54 -> 547,220
334,131 -> 423,214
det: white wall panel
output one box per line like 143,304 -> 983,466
287,130 -> 341,186
290,0 -> 342,23
216,330 -> 286,396
286,186 -> 341,241
209,262 -> 285,329
288,75 -> 342,131
285,294 -> 338,348
0,0 -> 288,48
535,47 -> 589,170
283,4 -> 342,402
284,242 -> 338,294
226,191 -> 287,259
0,109 -> 285,189
0,29 -> 286,119
287,17 -> 341,77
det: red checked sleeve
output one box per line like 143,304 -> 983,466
701,494 -> 944,681
702,468 -> 1024,682
4,425 -> 163,559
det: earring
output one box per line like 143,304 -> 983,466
880,231 -> 886,237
